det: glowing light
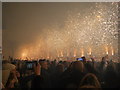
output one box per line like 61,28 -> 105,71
89,48 -> 92,55
105,46 -> 109,55
73,49 -> 77,57
22,53 -> 25,57
47,56 -> 49,59
22,52 -> 27,60
111,47 -> 114,56
97,15 -> 101,18
60,50 -> 63,57
17,3 -> 118,59
46,52 -> 50,59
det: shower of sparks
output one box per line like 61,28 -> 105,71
17,3 -> 118,60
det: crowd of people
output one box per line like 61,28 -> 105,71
1,56 -> 120,89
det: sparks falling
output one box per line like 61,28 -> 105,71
17,3 -> 118,60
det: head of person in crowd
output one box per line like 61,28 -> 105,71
85,62 -> 95,73
5,70 -> 19,88
58,61 -> 63,64
64,62 -> 74,73
100,57 -> 108,71
102,55 -> 109,64
2,60 -> 10,64
39,60 -> 48,70
72,61 -> 84,72
62,61 -> 69,69
106,63 -> 116,72
2,60 -> 16,71
79,73 -> 101,88
56,64 -> 64,73
104,62 -> 118,88
102,57 -> 105,62
2,59 -> 20,88
81,56 -> 87,63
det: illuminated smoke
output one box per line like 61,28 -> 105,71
18,3 -> 118,60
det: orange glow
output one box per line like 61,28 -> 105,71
105,46 -> 108,55
111,47 -> 114,55
61,50 -> 63,57
22,52 -> 27,60
47,53 -> 50,59
73,49 -> 76,57
89,48 -> 92,55
97,15 -> 101,18
22,53 -> 26,57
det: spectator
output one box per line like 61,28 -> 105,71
58,61 -> 85,88
31,63 -> 44,89
103,63 -> 118,88
79,73 -> 101,89
39,60 -> 51,88
2,55 -> 120,89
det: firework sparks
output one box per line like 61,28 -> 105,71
18,3 -> 118,60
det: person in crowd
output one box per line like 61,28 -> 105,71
85,61 -> 101,82
39,59 -> 51,88
2,60 -> 21,89
79,73 -> 101,89
51,64 -> 64,88
58,61 -> 86,88
81,56 -> 87,64
103,63 -> 118,88
31,62 -> 44,89
2,55 -> 120,89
